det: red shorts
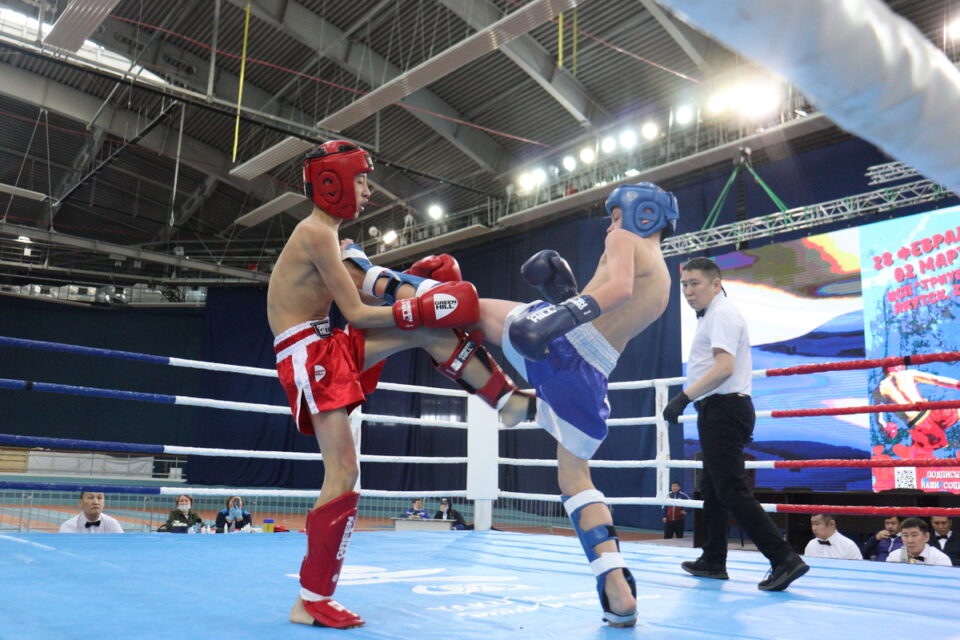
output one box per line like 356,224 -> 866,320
274,319 -> 386,435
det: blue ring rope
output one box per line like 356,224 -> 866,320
0,433 -> 165,455
0,335 -> 168,365
0,377 -> 176,405
0,480 -> 162,495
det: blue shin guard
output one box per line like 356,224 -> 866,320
562,490 -> 637,627
341,243 -> 438,304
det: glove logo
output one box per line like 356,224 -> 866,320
431,293 -> 459,319
527,305 -> 559,323
314,365 -> 326,381
398,299 -> 414,324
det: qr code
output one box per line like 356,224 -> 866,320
894,466 -> 916,489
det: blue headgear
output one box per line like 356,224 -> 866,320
604,182 -> 679,239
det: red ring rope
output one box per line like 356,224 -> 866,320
772,458 -> 960,469
763,352 -> 960,377
769,400 -> 960,418
773,504 -> 960,517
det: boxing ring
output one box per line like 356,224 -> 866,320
2,336 -> 960,639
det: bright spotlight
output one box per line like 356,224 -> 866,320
382,229 -> 398,245
949,17 -> 960,39
619,129 -> 637,150
531,168 -> 547,185
427,204 -> 444,220
517,172 -> 535,192
624,168 -> 640,177
579,147 -> 596,164
734,83 -> 780,118
368,226 -> 379,238
675,105 -> 694,125
707,92 -> 727,115
16,235 -> 32,243
640,121 -> 659,141
562,155 -> 577,172
600,136 -> 617,154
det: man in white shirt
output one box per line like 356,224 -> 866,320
885,517 -> 951,566
803,514 -> 862,560
59,491 -> 124,533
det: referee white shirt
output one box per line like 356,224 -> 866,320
886,544 -> 951,566
686,292 -> 752,401
59,512 -> 124,533
804,531 -> 862,560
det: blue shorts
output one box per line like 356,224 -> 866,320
502,301 -> 618,460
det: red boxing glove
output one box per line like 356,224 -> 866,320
404,254 -> 462,282
392,281 -> 479,330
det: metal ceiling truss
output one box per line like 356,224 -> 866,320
47,125 -> 106,224
661,178 -> 948,258
227,0 -> 549,180
440,0 -> 607,129
153,174 -> 218,242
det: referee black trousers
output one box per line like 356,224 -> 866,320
696,394 -> 791,566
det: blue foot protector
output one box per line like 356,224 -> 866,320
562,489 -> 638,627
340,242 -> 437,304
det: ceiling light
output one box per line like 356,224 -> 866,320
382,230 -> 398,245
948,17 -> 960,39
427,204 -> 444,220
734,82 -> 780,118
562,155 -> 577,172
624,168 -> 640,177
517,172 -> 535,192
579,147 -> 596,164
531,168 -> 547,185
16,235 -> 32,244
640,121 -> 659,140
600,136 -> 617,154
675,105 -> 694,125
707,92 -> 728,115
368,226 -> 379,238
619,129 -> 637,150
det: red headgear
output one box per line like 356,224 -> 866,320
302,140 -> 374,219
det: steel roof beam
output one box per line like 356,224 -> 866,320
441,0 -> 606,129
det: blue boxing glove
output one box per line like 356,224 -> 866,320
228,506 -> 243,522
509,295 -> 601,361
520,249 -> 579,304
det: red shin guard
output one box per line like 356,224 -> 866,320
300,491 -> 360,597
432,329 -> 518,409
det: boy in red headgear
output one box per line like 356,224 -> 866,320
270,141 -> 531,629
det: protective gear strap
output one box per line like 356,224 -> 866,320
431,329 -> 519,410
299,491 -> 359,597
562,490 -> 638,627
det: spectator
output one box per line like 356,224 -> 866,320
434,498 -> 469,530
160,494 -> 204,533
216,496 -> 252,533
404,498 -> 428,520
929,516 -> 960,566
662,481 -> 690,539
885,517 -> 952,566
862,515 -> 903,561
59,491 -> 123,533
803,514 -> 861,560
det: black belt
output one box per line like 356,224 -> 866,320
693,392 -> 750,411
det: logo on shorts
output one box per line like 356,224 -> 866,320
314,365 -> 326,381
432,293 -> 458,319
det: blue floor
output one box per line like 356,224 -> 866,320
1,530 -> 957,639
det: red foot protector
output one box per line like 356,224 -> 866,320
300,491 -> 360,597
303,598 -> 364,629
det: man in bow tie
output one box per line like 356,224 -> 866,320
803,514 -> 861,560
886,517 -> 951,566
58,491 -> 124,533
929,516 -> 960,566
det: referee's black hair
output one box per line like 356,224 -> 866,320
681,257 -> 721,278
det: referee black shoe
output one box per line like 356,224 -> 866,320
680,558 -> 729,580
757,553 -> 809,591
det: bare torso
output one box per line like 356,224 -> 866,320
582,237 -> 671,353
267,215 -> 336,337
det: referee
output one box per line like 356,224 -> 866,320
662,257 -> 808,591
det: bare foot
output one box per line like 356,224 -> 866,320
289,596 -> 314,626
498,391 -> 534,427
604,569 -> 637,627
